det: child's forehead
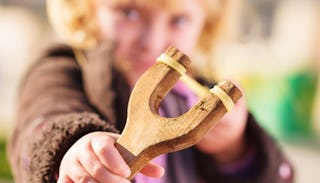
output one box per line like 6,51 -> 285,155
107,0 -> 182,12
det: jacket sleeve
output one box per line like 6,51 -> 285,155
195,113 -> 294,183
7,45 -> 118,183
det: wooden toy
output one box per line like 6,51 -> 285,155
115,46 -> 242,180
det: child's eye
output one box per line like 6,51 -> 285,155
171,15 -> 189,27
120,7 -> 140,21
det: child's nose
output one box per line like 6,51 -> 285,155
138,22 -> 171,56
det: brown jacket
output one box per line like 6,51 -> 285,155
8,43 -> 294,183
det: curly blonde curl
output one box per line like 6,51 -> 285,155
47,0 -> 99,49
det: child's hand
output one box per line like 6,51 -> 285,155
58,132 -> 164,183
196,97 -> 249,164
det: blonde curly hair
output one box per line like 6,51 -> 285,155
47,0 -> 99,48
47,0 -> 233,50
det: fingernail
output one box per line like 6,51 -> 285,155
122,166 -> 131,178
160,167 -> 165,176
87,179 -> 98,183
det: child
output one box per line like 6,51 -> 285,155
8,0 -> 293,182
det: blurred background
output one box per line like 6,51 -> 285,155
0,0 -> 319,182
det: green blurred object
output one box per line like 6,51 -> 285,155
244,75 -> 285,139
0,139 -> 12,179
244,69 -> 318,140
277,70 -> 318,138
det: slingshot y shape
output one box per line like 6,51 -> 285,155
115,46 -> 242,180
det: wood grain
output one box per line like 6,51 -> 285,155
115,46 -> 242,180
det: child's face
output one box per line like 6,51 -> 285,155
95,0 -> 206,83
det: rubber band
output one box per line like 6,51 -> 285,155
157,54 -> 186,75
180,75 -> 209,97
157,53 -> 234,111
209,85 -> 234,112
157,54 -> 208,97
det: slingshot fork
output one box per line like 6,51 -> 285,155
115,46 -> 242,180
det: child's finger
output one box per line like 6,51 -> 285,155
64,161 -> 98,183
57,176 -> 74,183
79,143 -> 121,182
91,133 -> 131,178
66,160 -> 130,183
139,161 -> 165,178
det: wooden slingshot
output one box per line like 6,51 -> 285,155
115,46 -> 242,180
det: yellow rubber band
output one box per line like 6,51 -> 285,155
157,54 -> 209,97
157,54 -> 186,75
209,85 -> 234,112
180,75 -> 209,97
